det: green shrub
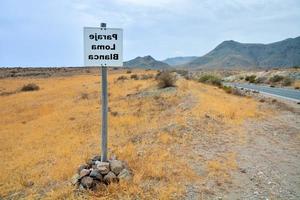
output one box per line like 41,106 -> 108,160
245,75 -> 256,83
198,75 -> 222,87
126,70 -> 132,74
157,71 -> 177,88
269,75 -> 284,83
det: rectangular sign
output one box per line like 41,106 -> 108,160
84,27 -> 123,67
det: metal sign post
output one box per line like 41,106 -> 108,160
101,65 -> 108,162
83,23 -> 123,162
100,23 -> 108,162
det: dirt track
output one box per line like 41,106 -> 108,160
182,98 -> 300,199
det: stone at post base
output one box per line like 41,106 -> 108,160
104,171 -> 118,184
109,160 -> 124,175
73,155 -> 132,191
90,169 -> 103,181
96,162 -> 110,175
81,176 -> 94,189
79,169 -> 91,179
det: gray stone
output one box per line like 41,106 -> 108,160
89,169 -> 103,181
77,164 -> 88,173
80,176 -> 94,189
109,160 -> 124,175
95,161 -> 101,165
96,162 -> 110,175
104,171 -> 118,184
71,174 -> 80,185
79,169 -> 91,178
117,168 -> 132,181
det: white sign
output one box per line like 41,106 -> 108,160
84,27 -> 123,67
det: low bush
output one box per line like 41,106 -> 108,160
130,74 -> 139,80
156,71 -> 177,88
198,74 -> 222,87
254,77 -> 267,84
140,74 -> 154,80
117,76 -> 128,81
21,83 -> 40,92
126,70 -> 132,74
245,75 -> 256,83
221,86 -> 243,96
269,75 -> 284,83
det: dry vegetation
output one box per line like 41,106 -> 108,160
0,69 -> 269,199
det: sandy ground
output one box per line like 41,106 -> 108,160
182,97 -> 300,199
0,69 -> 299,199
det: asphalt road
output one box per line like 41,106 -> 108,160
224,82 -> 300,101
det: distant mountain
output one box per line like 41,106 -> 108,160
124,55 -> 170,69
162,56 -> 197,66
187,36 -> 300,69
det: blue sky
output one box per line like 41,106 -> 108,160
0,0 -> 300,67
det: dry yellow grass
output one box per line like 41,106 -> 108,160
0,69 -> 266,199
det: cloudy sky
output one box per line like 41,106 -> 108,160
1,0 -> 300,67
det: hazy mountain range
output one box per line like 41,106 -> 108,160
124,36 -> 300,69
124,55 -> 170,69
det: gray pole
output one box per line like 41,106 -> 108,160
100,22 -> 108,162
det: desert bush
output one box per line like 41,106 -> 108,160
245,75 -> 256,83
282,77 -> 293,86
157,71 -> 177,88
254,77 -> 267,84
295,86 -> 300,90
269,75 -> 284,83
221,86 -> 243,96
198,74 -> 222,87
126,70 -> 132,74
117,75 -> 128,81
140,74 -> 154,80
130,74 -> 139,80
21,83 -> 40,92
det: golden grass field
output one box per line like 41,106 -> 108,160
0,69 -> 268,199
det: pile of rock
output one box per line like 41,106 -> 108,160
71,155 -> 132,190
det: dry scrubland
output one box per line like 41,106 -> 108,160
0,69 -> 275,199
